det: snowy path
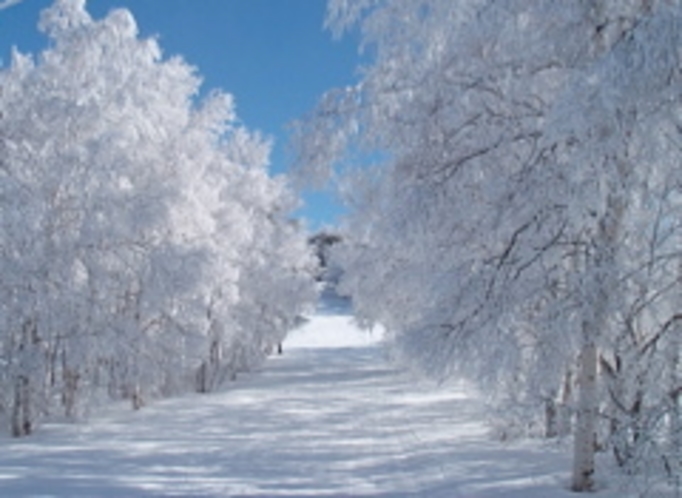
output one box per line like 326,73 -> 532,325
0,315 -> 621,497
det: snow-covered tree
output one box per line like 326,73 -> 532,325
0,0 -> 316,435
295,0 -> 682,491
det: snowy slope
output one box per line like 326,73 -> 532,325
0,314 -> 629,497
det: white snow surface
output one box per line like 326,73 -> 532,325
0,313 -> 628,497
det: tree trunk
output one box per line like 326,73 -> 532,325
131,384 -> 144,410
668,317 -> 681,494
21,375 -> 32,435
545,392 -> 558,438
11,375 -> 32,437
571,173 -> 627,490
11,377 -> 24,437
62,369 -> 80,419
558,369 -> 573,437
11,318 -> 37,437
572,338 -> 598,492
196,361 -> 208,393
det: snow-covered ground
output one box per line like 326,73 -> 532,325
0,313 -> 629,497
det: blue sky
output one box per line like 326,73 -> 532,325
0,0 -> 362,231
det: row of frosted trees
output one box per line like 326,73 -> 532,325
296,0 -> 682,494
0,0 -> 317,437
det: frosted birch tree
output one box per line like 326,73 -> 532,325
295,0 -> 682,491
0,0 -> 316,434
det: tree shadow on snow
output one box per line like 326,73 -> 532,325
0,339 -> 579,497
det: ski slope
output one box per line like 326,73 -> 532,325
0,313 -> 626,497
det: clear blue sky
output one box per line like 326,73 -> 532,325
0,0 -> 361,231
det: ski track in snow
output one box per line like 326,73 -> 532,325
0,313 -> 627,497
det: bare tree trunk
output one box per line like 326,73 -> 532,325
11,374 -> 32,437
572,338 -> 599,491
11,318 -> 37,437
669,316 -> 681,495
11,377 -> 23,437
21,374 -> 32,435
572,165 -> 627,490
62,369 -> 80,419
196,338 -> 222,393
196,361 -> 208,393
545,391 -> 558,438
558,369 -> 573,437
131,385 -> 144,410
